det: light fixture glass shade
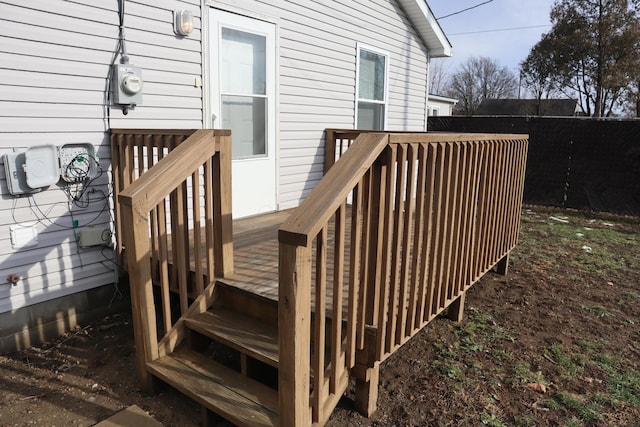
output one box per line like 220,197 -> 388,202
174,9 -> 194,36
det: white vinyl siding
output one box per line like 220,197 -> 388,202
211,0 -> 430,208
0,0 -> 433,315
0,0 -> 202,313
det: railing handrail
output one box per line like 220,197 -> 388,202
118,129 -> 231,211
323,128 -> 526,173
279,132 -> 389,247
111,128 -> 198,136
115,128 -> 233,391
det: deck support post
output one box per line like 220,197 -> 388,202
446,292 -> 466,323
201,406 -> 222,427
496,252 -> 509,276
353,343 -> 380,417
324,129 -> 337,173
278,243 -> 312,426
214,133 -> 234,277
119,201 -> 159,393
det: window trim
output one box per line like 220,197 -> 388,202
355,43 -> 390,130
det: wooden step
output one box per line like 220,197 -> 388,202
147,348 -> 279,427
184,307 -> 279,368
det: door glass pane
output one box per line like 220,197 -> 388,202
222,95 -> 266,159
358,50 -> 386,101
357,101 -> 384,130
221,28 -> 266,95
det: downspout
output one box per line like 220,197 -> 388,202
424,50 -> 431,131
201,0 -> 211,129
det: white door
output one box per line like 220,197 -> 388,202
210,9 -> 277,218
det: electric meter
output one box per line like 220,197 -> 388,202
111,64 -> 143,110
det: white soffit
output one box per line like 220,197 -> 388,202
398,0 -> 452,58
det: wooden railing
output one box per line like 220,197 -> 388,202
113,129 -> 233,390
279,130 -> 528,425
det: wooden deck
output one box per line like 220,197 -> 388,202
221,210 -> 291,300
114,129 -> 529,427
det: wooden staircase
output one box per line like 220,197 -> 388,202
147,283 -> 281,427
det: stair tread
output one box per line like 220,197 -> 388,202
185,308 -> 279,368
147,348 -> 278,427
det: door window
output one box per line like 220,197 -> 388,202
220,27 -> 268,159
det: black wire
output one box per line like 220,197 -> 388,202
62,154 -> 104,207
438,0 -> 494,20
27,189 -> 111,230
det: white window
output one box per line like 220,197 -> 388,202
429,106 -> 440,117
356,44 -> 389,130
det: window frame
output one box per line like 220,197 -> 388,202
355,43 -> 390,130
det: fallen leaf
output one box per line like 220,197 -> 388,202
527,383 -> 547,394
607,281 -> 614,286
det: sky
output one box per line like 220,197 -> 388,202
427,0 -> 557,74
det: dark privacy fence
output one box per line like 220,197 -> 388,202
428,117 -> 640,216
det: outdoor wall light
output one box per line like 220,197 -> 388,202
173,9 -> 194,36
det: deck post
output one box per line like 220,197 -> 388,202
278,242 -> 312,426
446,292 -> 466,323
496,252 -> 509,276
214,132 -> 234,277
353,336 -> 380,417
119,201 -> 158,392
324,129 -> 337,173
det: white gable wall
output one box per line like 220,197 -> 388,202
209,0 -> 430,209
0,0 -> 202,315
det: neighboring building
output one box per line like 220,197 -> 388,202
476,99 -> 579,116
427,94 -> 458,116
0,1 -> 451,351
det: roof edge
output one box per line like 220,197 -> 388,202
397,0 -> 452,58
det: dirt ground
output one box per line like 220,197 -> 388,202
1,206 -> 638,427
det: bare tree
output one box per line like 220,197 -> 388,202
447,56 -> 518,116
429,59 -> 451,95
522,0 -> 640,117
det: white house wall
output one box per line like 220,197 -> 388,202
0,0 -> 433,315
0,0 -> 202,314
210,0 -> 430,208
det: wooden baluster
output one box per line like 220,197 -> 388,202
356,170 -> 372,351
386,144 -> 405,354
347,182 -> 363,368
435,143 -> 454,314
203,157 -> 215,285
407,143 -> 428,335
396,143 -> 417,346
331,204 -> 345,392
192,168 -> 204,295
376,146 -> 396,360
313,227 -> 327,422
425,143 -> 445,321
